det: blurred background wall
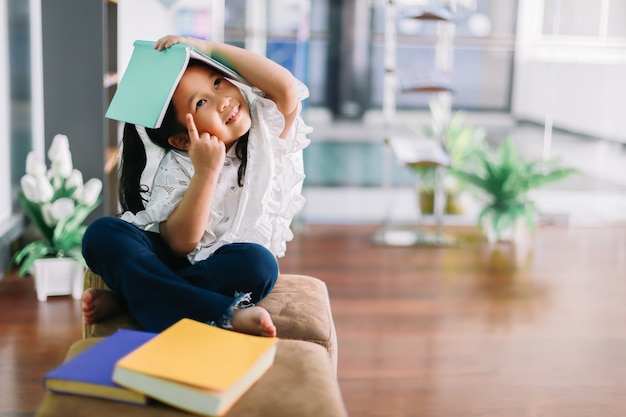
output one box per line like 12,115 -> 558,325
2,0 -> 625,270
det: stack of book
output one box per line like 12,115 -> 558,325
43,318 -> 278,416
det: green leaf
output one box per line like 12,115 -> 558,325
64,199 -> 101,233
449,137 -> 578,239
18,194 -> 54,243
64,248 -> 87,267
11,241 -> 55,276
51,198 -> 100,252
53,182 -> 78,200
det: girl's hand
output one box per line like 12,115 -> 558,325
154,35 -> 213,56
185,113 -> 225,179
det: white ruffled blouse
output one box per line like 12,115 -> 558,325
120,79 -> 312,264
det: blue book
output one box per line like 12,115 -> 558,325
43,329 -> 157,405
106,40 -> 249,129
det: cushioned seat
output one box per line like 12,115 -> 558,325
83,270 -> 338,373
35,337 -> 348,417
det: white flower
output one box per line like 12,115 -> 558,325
48,134 -> 70,162
48,135 -> 74,178
51,150 -> 73,179
47,169 -> 63,190
36,176 -> 54,203
20,175 -> 40,202
66,169 -> 84,198
78,178 -> 102,206
41,203 -> 56,226
49,197 -> 76,221
20,174 -> 54,203
25,152 -> 47,178
66,169 -> 83,189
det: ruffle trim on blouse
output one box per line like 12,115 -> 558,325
227,80 -> 311,258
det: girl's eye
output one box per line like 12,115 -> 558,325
214,78 -> 222,89
195,99 -> 206,110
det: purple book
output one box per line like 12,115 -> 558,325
43,329 -> 156,405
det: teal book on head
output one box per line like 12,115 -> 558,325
105,40 -> 248,129
43,329 -> 157,405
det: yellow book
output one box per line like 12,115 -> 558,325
113,318 -> 277,416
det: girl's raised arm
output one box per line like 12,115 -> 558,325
155,35 -> 299,138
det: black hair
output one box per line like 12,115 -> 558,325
118,123 -> 149,214
234,131 -> 249,187
118,64 -> 250,214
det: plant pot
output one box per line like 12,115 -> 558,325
418,189 -> 465,215
32,258 -> 84,302
482,215 -> 534,267
483,215 -> 532,245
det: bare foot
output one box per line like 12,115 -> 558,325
81,288 -> 125,324
230,306 -> 277,337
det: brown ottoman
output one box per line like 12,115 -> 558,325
83,270 -> 339,374
35,337 -> 348,417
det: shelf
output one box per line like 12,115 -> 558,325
397,72 -> 454,94
402,85 -> 453,93
401,6 -> 455,22
398,80 -> 454,94
379,0 -> 456,246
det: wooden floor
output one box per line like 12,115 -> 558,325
2,223 -> 626,417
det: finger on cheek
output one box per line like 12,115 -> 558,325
186,114 -> 198,137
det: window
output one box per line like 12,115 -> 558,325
543,0 -> 626,39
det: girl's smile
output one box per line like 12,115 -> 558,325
226,106 -> 241,125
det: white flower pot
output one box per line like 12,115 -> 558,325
483,215 -> 531,245
32,258 -> 84,302
483,215 -> 534,267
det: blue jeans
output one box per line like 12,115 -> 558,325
82,217 -> 278,332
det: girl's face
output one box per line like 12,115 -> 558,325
171,65 -> 251,148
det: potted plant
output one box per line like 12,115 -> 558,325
450,137 -> 579,243
10,134 -> 102,301
410,107 -> 487,215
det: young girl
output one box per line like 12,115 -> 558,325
81,35 -> 311,337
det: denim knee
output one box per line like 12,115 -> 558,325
245,243 -> 279,286
83,217 -> 117,261
212,242 -> 279,299
82,217 -> 152,271
243,243 -> 279,300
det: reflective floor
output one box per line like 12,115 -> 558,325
281,223 -> 626,417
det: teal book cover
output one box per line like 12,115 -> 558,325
43,329 -> 157,405
105,40 -> 248,129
